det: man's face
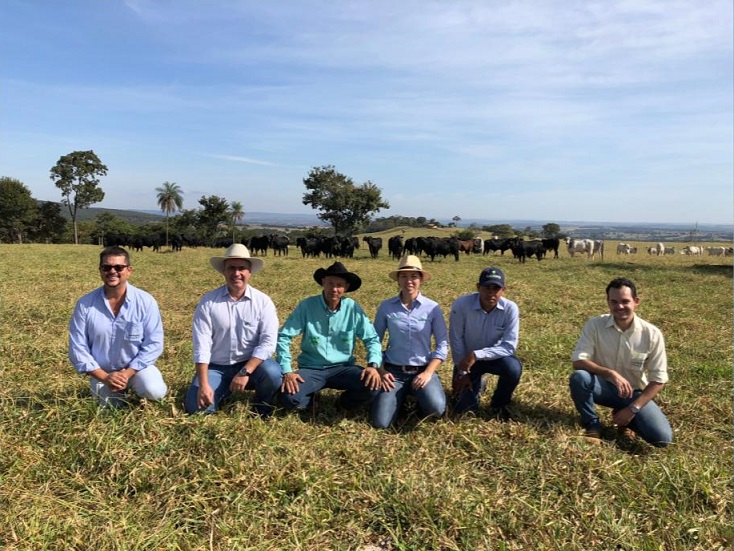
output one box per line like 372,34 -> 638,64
477,284 -> 505,311
607,286 -> 639,327
322,275 -> 348,304
224,258 -> 252,294
99,254 -> 132,289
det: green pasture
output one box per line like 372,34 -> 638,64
1,242 -> 731,550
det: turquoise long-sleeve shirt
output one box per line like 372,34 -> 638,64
276,293 -> 383,373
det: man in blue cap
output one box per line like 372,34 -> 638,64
449,266 -> 522,421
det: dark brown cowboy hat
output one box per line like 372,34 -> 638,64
313,262 -> 362,292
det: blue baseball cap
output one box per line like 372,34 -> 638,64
478,267 -> 505,287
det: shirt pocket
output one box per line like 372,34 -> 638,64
630,351 -> 648,370
237,318 -> 258,345
124,321 -> 144,342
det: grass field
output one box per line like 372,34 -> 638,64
1,240 -> 732,551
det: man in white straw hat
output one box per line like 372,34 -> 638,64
184,243 -> 282,417
371,255 -> 448,428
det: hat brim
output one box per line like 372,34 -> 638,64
389,268 -> 432,282
313,268 -> 362,292
210,256 -> 264,275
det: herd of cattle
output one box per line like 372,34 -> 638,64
108,231 -> 732,261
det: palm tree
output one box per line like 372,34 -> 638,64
230,201 -> 244,242
155,181 -> 183,248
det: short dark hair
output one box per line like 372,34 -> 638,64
606,277 -> 637,298
100,246 -> 131,267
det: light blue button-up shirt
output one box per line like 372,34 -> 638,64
449,293 -> 519,364
373,292 -> 448,366
192,285 -> 278,366
276,294 -> 383,373
68,283 -> 163,373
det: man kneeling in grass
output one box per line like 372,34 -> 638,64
69,246 -> 168,408
570,277 -> 673,447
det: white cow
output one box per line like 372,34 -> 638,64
647,247 -> 658,255
664,246 -> 676,255
617,243 -> 631,254
593,240 -> 604,260
682,246 -> 703,256
656,242 -> 665,255
566,238 -> 594,258
707,246 -> 726,256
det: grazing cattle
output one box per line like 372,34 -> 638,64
457,239 -> 476,255
682,246 -> 703,256
363,236 -> 383,259
566,238 -> 595,258
387,235 -> 404,261
270,235 -> 290,256
541,238 -> 560,258
248,235 -> 269,256
617,243 -> 631,255
473,238 -> 484,254
510,238 -> 545,263
707,246 -> 726,256
646,247 -> 658,255
418,236 -> 459,261
483,238 -> 513,256
656,242 -> 664,256
664,246 -> 675,255
629,246 -> 638,254
403,237 -> 418,255
339,236 -> 356,258
296,237 -> 320,258
593,240 -> 604,260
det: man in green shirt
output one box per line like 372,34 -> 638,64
277,262 -> 383,412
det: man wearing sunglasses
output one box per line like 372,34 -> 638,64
69,246 -> 167,408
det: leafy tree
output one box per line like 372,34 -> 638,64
93,213 -> 135,246
197,195 -> 230,245
416,216 -> 427,226
452,215 -> 461,225
542,223 -> 562,239
31,201 -> 67,243
454,229 -> 476,240
230,200 -> 244,242
49,150 -> 107,244
522,226 -> 540,239
302,165 -> 389,235
155,181 -> 184,248
0,177 -> 38,243
482,224 -> 515,238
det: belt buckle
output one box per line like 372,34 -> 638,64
402,365 -> 419,373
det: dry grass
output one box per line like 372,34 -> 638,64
1,242 -> 731,550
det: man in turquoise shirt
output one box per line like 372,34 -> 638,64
277,262 -> 383,413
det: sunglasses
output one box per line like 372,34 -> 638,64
100,264 -> 129,273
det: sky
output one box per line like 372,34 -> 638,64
2,0 -> 732,225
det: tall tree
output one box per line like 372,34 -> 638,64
302,165 -> 389,235
0,177 -> 39,243
49,150 -> 107,244
197,195 -> 230,245
156,181 -> 184,248
230,200 -> 244,242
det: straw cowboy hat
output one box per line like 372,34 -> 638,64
389,255 -> 432,282
313,262 -> 362,292
210,243 -> 264,275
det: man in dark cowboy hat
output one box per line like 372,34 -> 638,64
277,261 -> 383,414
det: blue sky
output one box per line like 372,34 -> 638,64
2,1 -> 732,224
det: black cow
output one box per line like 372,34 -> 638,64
419,236 -> 459,261
248,235 -> 269,256
363,236 -> 383,259
270,234 -> 290,256
387,235 -> 404,260
541,237 -> 560,259
296,237 -> 320,258
483,238 -> 513,256
404,237 -> 417,255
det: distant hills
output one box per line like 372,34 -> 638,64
59,204 -> 733,242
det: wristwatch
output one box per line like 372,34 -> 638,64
239,368 -> 253,377
629,404 -> 641,414
367,363 -> 379,369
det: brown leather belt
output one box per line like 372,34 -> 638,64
384,362 -> 425,373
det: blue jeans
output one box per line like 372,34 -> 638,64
371,370 -> 446,429
453,356 -> 522,414
184,358 -> 282,417
569,370 -> 673,447
280,364 -> 379,411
